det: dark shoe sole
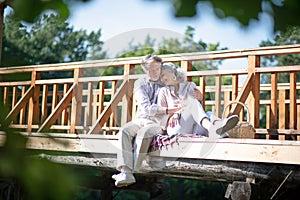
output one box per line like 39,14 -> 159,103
219,132 -> 229,138
216,115 -> 239,135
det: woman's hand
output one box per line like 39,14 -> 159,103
190,88 -> 203,102
167,104 -> 182,115
168,113 -> 180,128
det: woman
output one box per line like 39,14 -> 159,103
157,62 -> 239,138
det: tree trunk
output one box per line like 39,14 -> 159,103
0,2 -> 5,65
0,0 -> 10,65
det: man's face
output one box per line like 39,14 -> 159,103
145,61 -> 161,81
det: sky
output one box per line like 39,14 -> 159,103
68,0 -> 274,56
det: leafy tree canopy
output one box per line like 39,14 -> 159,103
168,0 -> 300,32
2,12 -> 105,66
6,0 -> 81,22
260,26 -> 300,66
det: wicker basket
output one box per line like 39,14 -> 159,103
223,101 -> 256,139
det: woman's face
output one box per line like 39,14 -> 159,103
160,69 -> 178,86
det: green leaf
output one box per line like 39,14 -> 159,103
210,0 -> 262,26
11,0 -> 69,23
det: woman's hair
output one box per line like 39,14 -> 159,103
161,62 -> 187,82
141,54 -> 162,70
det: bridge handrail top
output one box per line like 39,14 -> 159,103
0,44 -> 299,74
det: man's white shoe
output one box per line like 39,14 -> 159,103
111,173 -> 119,180
112,172 -> 136,187
213,115 -> 239,135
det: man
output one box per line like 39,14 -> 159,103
112,54 -> 181,187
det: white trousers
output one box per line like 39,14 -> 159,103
167,96 -> 213,136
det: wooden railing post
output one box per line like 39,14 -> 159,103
278,89 -> 286,130
199,76 -> 206,107
297,104 -> 300,137
19,86 -> 26,124
270,73 -> 278,129
98,81 -> 105,117
181,60 -> 193,82
289,72 -> 297,129
247,55 -> 260,128
27,70 -> 41,133
70,68 -> 84,134
109,80 -> 117,130
121,64 -> 135,126
61,83 -> 69,125
232,75 -> 239,100
215,76 -> 222,117
85,82 -> 93,132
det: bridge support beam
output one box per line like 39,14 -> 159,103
225,181 -> 251,200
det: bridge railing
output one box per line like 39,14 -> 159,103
0,44 -> 300,140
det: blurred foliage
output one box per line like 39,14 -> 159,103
3,0 -> 300,34
7,0 -> 92,23
167,0 -> 300,33
0,99 -> 82,199
2,12 -> 105,67
260,26 -> 300,68
167,178 -> 227,200
112,190 -> 149,200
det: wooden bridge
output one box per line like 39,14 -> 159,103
1,44 -> 300,199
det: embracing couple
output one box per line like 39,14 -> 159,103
112,54 -> 239,187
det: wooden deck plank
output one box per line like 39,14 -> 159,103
150,137 -> 300,165
1,132 -> 299,165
